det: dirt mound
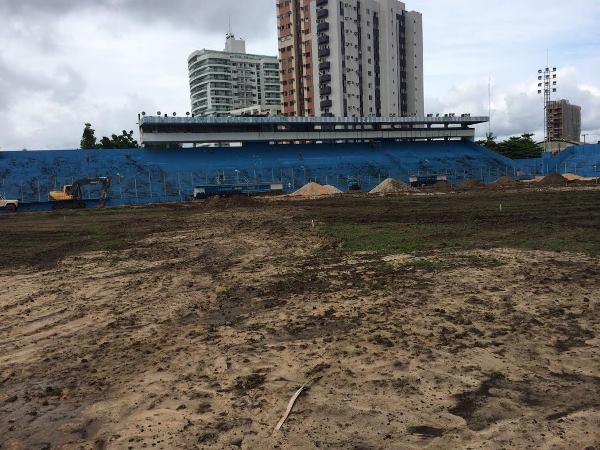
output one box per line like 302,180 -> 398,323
461,179 -> 484,188
207,195 -> 259,208
291,182 -> 343,197
369,178 -> 415,194
537,172 -> 569,186
490,176 -> 519,187
427,180 -> 451,190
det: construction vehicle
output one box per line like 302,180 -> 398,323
193,182 -> 283,199
49,177 -> 111,210
0,195 -> 19,213
409,174 -> 448,188
347,177 -> 362,192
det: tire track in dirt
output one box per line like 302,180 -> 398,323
1,204 -> 599,449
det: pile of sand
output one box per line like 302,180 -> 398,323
520,176 -> 544,184
537,172 -> 569,186
369,178 -> 415,194
461,179 -> 484,188
562,173 -> 599,182
490,176 -> 519,187
290,182 -> 343,197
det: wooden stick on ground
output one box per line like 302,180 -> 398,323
274,383 -> 307,431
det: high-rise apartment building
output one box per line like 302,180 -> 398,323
547,99 -> 581,143
188,34 -> 281,116
277,0 -> 315,116
276,0 -> 424,118
312,0 -> 423,117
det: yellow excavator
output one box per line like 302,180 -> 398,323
49,177 -> 111,210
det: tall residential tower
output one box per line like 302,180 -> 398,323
312,0 -> 423,117
188,34 -> 281,116
276,0 -> 315,116
276,0 -> 424,118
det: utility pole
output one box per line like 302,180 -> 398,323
488,75 -> 492,135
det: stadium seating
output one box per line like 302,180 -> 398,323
1,141 -> 599,207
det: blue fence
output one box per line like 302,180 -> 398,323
1,141 -> 599,209
514,144 -> 600,177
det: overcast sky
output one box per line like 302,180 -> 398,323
1,0 -> 599,150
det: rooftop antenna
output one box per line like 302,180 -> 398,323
228,15 -> 232,35
488,75 -> 492,136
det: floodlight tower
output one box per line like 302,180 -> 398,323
537,66 -> 558,152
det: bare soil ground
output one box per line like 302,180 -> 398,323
1,191 -> 599,449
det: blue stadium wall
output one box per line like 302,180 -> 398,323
1,141 -> 599,208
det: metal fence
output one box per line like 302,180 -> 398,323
4,161 -> 598,208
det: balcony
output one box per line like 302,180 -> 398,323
316,0 -> 328,5
317,22 -> 329,32
320,86 -> 332,95
316,8 -> 328,19
319,61 -> 330,70
319,74 -> 331,83
318,48 -> 330,58
321,100 -> 332,108
318,35 -> 329,45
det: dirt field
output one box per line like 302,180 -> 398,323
1,190 -> 600,449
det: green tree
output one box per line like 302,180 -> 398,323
97,130 -> 139,149
495,133 -> 541,159
478,133 -> 542,160
80,123 -> 98,149
476,132 -> 498,151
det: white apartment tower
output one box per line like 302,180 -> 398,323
311,0 -> 423,117
188,34 -> 281,116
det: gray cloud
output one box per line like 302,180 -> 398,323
0,0 -> 276,39
0,57 -> 86,107
428,71 -> 600,142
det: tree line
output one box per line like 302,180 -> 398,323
80,123 -> 139,149
476,133 -> 542,159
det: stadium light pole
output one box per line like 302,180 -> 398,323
537,66 -> 558,152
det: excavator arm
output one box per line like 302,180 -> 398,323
71,177 -> 111,207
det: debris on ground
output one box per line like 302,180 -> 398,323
275,383 -> 308,431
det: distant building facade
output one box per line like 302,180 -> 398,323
188,34 -> 281,116
276,0 -> 424,118
547,99 -> 581,143
276,0 -> 315,116
537,139 -> 580,154
229,104 -> 282,116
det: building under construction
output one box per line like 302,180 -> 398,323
547,99 -> 581,143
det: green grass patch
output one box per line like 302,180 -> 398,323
313,190 -> 600,256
